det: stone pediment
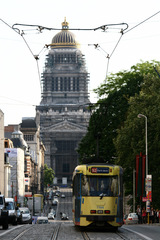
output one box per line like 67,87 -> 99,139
43,120 -> 87,132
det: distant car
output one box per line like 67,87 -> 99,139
52,200 -> 58,206
18,207 -> 32,224
55,190 -> 61,197
54,196 -> 58,201
36,216 -> 49,224
61,213 -> 69,220
48,212 -> 54,220
125,213 -> 138,225
61,194 -> 65,198
50,209 -> 56,217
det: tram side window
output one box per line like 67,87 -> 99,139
82,175 -> 89,196
111,176 -> 118,196
73,174 -> 81,197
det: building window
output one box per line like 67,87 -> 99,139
24,160 -> 27,172
60,77 -> 63,91
52,78 -> 54,91
25,185 -> 29,192
73,77 -> 75,91
77,77 -> 79,91
56,77 -> 58,91
24,135 -> 34,141
63,163 -> 69,173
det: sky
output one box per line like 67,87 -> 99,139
1,0 -> 160,126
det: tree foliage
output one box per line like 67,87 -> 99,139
43,164 -> 55,188
78,60 -> 160,208
78,61 -> 157,163
114,62 -> 160,208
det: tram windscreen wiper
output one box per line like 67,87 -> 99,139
99,193 -> 105,200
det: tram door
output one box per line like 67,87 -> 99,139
74,174 -> 81,223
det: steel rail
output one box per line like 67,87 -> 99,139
51,223 -> 61,240
13,226 -> 33,240
81,231 -> 91,240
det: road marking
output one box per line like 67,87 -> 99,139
123,227 -> 153,240
0,225 -> 24,237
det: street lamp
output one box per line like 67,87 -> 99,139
137,114 -> 148,176
138,114 -> 150,224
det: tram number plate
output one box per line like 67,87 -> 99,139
97,210 -> 103,214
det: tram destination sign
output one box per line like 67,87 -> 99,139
91,167 -> 109,174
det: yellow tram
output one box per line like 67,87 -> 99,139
72,163 -> 123,229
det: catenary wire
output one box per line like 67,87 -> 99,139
124,10 -> 160,34
1,11 -> 160,97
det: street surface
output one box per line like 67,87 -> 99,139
0,188 -> 160,239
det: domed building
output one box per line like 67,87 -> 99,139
36,18 -> 90,185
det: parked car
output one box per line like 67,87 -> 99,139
125,213 -> 138,225
60,213 -> 69,220
18,207 -> 32,224
48,212 -> 54,220
50,209 -> 56,217
36,216 -> 49,224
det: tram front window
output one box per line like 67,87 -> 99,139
81,176 -> 118,197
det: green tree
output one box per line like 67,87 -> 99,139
114,63 -> 160,208
78,61 -> 157,164
43,164 -> 55,188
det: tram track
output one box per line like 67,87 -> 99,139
13,226 -> 32,240
51,223 -> 61,240
116,231 -> 132,240
81,231 -> 91,240
80,228 -> 133,240
0,224 -> 62,240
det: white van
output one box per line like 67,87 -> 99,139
5,198 -> 17,225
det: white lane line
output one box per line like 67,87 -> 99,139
123,227 -> 153,240
0,225 -> 24,237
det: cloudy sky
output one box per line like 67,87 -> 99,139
1,0 -> 160,125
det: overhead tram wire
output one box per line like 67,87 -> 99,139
2,12 -> 160,91
0,96 -> 37,107
88,28 -> 124,82
10,21 -> 129,88
0,19 -> 43,93
12,22 -> 129,33
18,34 -> 42,93
124,10 -> 160,34
88,10 -> 160,81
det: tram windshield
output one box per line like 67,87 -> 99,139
81,176 -> 118,197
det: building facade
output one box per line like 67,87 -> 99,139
36,18 -> 91,185
20,117 -> 45,195
0,110 -> 5,194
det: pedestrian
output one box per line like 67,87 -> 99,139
142,207 -> 146,224
159,210 -> 160,223
137,205 -> 142,224
155,209 -> 159,223
150,208 -> 155,223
